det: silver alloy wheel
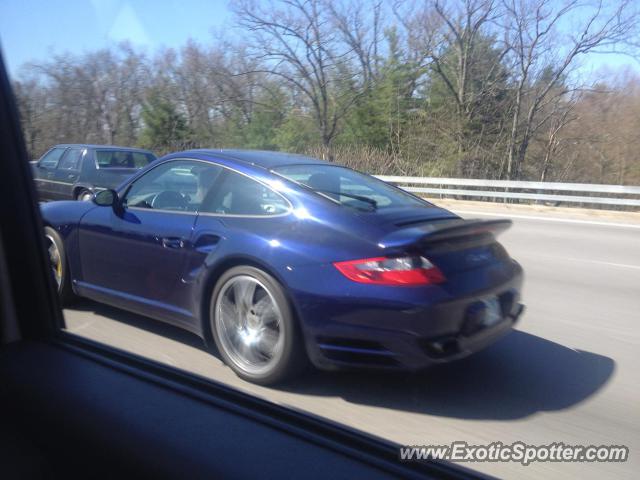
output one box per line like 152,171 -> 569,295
79,191 -> 93,201
45,234 -> 62,289
214,275 -> 285,376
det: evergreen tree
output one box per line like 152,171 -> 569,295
425,34 -> 511,177
338,28 -> 419,151
139,90 -> 192,154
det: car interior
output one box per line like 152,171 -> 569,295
203,172 -> 277,215
0,53 -> 482,479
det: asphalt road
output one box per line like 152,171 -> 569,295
64,205 -> 640,479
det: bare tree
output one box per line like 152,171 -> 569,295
16,44 -> 151,154
430,1 -> 507,119
393,0 -> 513,176
232,0 -> 367,158
11,0 -> 640,184
326,0 -> 385,87
557,72 -> 640,184
12,77 -> 47,157
502,0 -> 639,179
538,97 -> 578,181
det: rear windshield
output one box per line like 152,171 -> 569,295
272,164 -> 426,210
96,150 -> 156,169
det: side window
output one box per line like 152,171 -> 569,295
131,152 -> 156,168
57,147 -> 83,170
202,170 -> 290,216
96,150 -> 154,169
38,147 -> 66,169
96,150 -> 133,168
123,160 -> 222,212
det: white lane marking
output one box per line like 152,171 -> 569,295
574,259 -> 640,270
519,252 -> 640,271
452,209 -> 640,229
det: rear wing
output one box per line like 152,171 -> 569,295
378,218 -> 512,250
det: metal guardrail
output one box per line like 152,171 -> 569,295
375,176 -> 640,208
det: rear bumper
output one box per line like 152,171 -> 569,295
300,262 -> 524,371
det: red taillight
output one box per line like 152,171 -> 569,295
333,256 -> 445,286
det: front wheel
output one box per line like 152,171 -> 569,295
44,226 -> 76,305
210,266 -> 306,385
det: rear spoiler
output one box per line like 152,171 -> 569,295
378,218 -> 512,250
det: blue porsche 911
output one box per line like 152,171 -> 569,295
41,149 -> 524,385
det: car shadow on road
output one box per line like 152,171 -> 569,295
65,300 -> 208,351
65,300 -> 615,421
284,330 -> 615,420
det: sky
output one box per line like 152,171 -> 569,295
0,0 -> 231,75
0,0 -> 638,79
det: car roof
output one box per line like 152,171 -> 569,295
53,144 -> 155,153
185,149 -> 330,169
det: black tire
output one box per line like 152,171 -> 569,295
210,266 -> 307,385
76,189 -> 93,201
44,226 -> 76,305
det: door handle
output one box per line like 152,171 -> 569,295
161,237 -> 184,249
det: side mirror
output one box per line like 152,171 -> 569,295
94,189 -> 125,215
93,189 -> 117,207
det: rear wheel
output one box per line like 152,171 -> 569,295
44,226 -> 76,305
210,266 -> 306,385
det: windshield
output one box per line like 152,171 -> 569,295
96,150 -> 156,169
274,164 -> 426,210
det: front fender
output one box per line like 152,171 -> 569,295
40,201 -> 99,289
40,200 -> 96,237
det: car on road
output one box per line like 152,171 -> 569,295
31,144 -> 157,201
40,149 -> 524,385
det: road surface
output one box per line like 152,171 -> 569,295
64,204 -> 640,479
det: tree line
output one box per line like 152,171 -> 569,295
12,0 -> 640,184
